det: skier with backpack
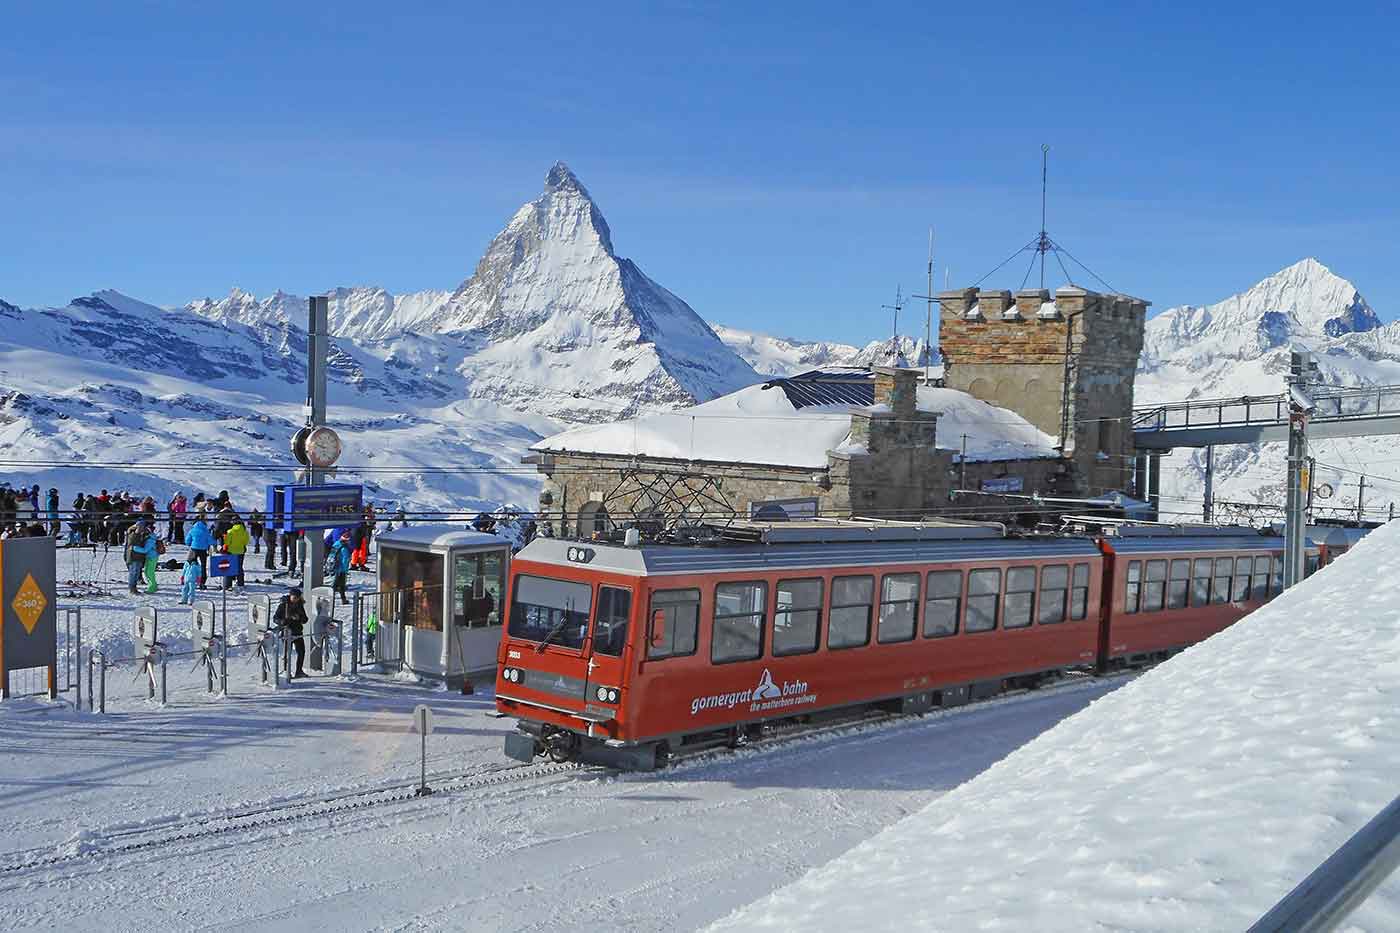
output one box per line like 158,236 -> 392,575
326,531 -> 352,605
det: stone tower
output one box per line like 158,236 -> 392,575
937,285 -> 1148,495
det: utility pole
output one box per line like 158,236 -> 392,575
960,433 -> 968,490
1202,445 -> 1214,523
306,296 -> 329,591
1305,456 -> 1316,522
1283,350 -> 1316,590
910,229 -> 937,385
1356,474 -> 1367,524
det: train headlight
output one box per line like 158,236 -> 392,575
502,667 -> 521,683
607,688 -> 619,703
596,686 -> 609,701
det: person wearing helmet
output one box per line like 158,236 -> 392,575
273,586 -> 309,679
327,530 -> 353,605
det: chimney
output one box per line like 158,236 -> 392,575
874,366 -> 918,422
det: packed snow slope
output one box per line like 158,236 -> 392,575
1137,258 -> 1400,517
715,521 -> 1400,933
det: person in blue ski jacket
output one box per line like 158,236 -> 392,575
179,554 -> 200,605
184,512 -> 213,589
327,531 -> 352,605
125,520 -> 157,595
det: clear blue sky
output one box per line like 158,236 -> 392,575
4,2 -> 1398,346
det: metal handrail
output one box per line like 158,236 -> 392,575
1248,794 -> 1400,932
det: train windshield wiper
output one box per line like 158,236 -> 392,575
535,601 -> 576,653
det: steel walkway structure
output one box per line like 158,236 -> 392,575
1133,384 -> 1400,450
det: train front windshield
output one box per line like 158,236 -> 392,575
508,575 -> 592,650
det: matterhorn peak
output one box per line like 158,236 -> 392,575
544,161 -> 589,197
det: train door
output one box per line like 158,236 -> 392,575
581,584 -> 634,712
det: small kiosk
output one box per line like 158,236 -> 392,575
374,526 -> 509,685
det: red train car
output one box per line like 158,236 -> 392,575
1097,527 -> 1289,667
494,520 -> 1318,769
496,520 -> 1104,769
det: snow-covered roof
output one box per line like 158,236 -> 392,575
714,520 -> 1400,932
376,525 -> 507,552
532,372 -> 1059,468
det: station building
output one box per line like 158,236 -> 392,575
527,285 -> 1149,536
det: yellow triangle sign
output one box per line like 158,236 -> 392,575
12,573 -> 47,635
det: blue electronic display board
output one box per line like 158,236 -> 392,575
266,483 -> 364,532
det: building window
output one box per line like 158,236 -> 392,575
647,589 -> 699,660
924,570 -> 961,637
1070,563 -> 1091,620
828,576 -> 874,649
712,581 -> 767,664
1168,559 -> 1190,609
966,568 -> 1001,633
1039,564 -> 1068,624
577,501 -> 610,538
1271,555 -> 1284,594
1004,567 -> 1036,629
877,574 -> 920,643
1123,561 -> 1141,614
453,549 -> 506,629
773,578 -> 822,656
1143,559 -> 1168,612
1192,558 -> 1213,606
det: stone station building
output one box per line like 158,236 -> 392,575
527,285 -> 1149,538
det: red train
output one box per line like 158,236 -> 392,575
495,519 -> 1310,770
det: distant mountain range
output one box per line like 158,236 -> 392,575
2,161 -> 1394,520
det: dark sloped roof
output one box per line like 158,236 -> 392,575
762,368 -> 874,409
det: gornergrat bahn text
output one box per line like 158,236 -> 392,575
494,518 -> 1329,770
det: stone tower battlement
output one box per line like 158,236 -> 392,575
937,285 -> 1149,496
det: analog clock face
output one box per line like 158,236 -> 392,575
306,426 -> 342,468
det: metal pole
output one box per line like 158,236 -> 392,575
220,587 -> 228,695
959,434 -> 968,490
351,596 -> 360,676
307,296 -> 329,592
99,653 -> 106,714
1148,454 -> 1162,520
1203,445 -> 1215,523
1284,351 -> 1310,590
74,609 -> 81,710
160,650 -> 167,705
1306,456 -> 1316,523
1356,475 -> 1366,524
87,648 -> 94,712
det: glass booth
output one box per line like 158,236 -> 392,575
374,526 -> 509,684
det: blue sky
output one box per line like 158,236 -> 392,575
4,2 -> 1398,345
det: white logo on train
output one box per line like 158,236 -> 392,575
689,668 -> 817,716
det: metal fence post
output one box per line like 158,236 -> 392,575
99,652 -> 106,714
159,648 -> 167,705
351,596 -> 360,676
87,648 -> 94,713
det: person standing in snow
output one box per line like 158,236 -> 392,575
327,531 -> 352,605
184,511 -> 213,589
178,553 -> 200,605
67,493 -> 87,546
124,520 -> 156,595
167,492 -> 187,544
142,520 -> 162,594
273,586 -> 309,679
222,516 -> 249,590
45,487 -> 60,536
248,507 -> 264,554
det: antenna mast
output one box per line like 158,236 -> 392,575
1038,143 -> 1050,289
881,286 -> 905,364
925,228 -> 935,384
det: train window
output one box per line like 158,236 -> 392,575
1123,561 -> 1141,614
1039,564 -> 1068,624
1252,556 -> 1270,600
1070,563 -> 1090,620
1191,559 -> 1212,607
966,568 -> 1001,633
712,581 -> 767,664
1271,555 -> 1284,594
1168,559 -> 1190,609
924,570 -> 961,637
1004,567 -> 1036,629
508,575 -> 593,650
774,578 -> 823,656
1144,560 -> 1167,612
647,589 -> 700,660
593,586 -> 632,657
1212,557 -> 1233,604
828,576 -> 874,649
1305,553 -> 1321,577
1233,560 -> 1251,603
878,574 -> 920,643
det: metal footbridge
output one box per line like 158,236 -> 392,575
1133,383 -> 1400,450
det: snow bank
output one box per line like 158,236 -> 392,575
713,520 -> 1400,932
535,380 -> 1057,469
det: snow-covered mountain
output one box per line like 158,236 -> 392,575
711,324 -> 935,376
0,163 -> 767,513
1138,258 -> 1400,518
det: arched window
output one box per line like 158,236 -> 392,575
577,502 -> 610,537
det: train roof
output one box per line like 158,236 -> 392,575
1108,534 -> 1286,554
376,525 -> 508,553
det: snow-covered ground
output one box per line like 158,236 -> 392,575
0,549 -> 1123,931
715,521 -> 1400,933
